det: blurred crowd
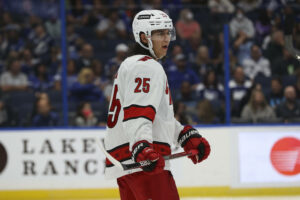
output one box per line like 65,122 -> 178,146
0,0 -> 300,127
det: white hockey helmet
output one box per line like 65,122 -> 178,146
132,10 -> 176,58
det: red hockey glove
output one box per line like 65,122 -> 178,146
178,125 -> 210,164
131,140 -> 165,175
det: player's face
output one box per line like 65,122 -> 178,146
151,29 -> 171,59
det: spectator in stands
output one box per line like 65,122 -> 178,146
163,44 -> 184,73
83,2 -> 106,27
104,43 -> 128,78
96,10 -> 127,39
191,45 -> 214,79
230,66 -> 252,100
294,21 -> 300,50
266,76 -> 284,108
237,0 -> 262,13
173,101 -> 194,125
67,0 -> 89,26
66,24 -> 80,59
263,0 -> 284,13
208,0 -> 235,14
272,48 -> 300,76
167,53 -> 200,90
5,50 -> 19,65
53,74 -> 61,91
30,92 -> 50,120
230,7 -> 255,39
69,67 -> 104,102
0,98 -> 16,127
241,89 -> 276,123
74,102 -> 98,127
20,48 -> 39,76
255,9 -> 271,45
176,81 -> 198,112
92,59 -> 107,91
76,43 -> 95,72
32,98 -> 59,127
263,30 -> 285,66
175,8 -> 201,41
204,8 -> 225,59
0,12 -> 14,27
29,24 -> 54,61
229,49 -> 238,70
171,44 -> 184,59
29,62 -> 53,92
276,86 -> 300,123
45,15 -> 61,42
0,59 -> 29,92
194,99 -> 220,124
229,7 -> 255,64
141,0 -> 164,10
0,24 -> 24,60
210,33 -> 225,74
102,49 -> 121,101
0,33 -> 3,70
242,44 -> 271,80
295,74 -> 300,99
195,70 -> 224,102
230,66 -> 252,117
66,59 -> 78,87
26,15 -> 42,32
235,82 -> 261,117
48,46 -> 61,76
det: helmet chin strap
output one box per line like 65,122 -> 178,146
138,38 -> 159,59
147,38 -> 159,59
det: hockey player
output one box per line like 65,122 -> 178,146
104,10 -> 210,200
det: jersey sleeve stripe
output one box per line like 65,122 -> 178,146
153,141 -> 171,155
123,105 -> 156,122
106,143 -> 131,167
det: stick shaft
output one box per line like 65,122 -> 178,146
121,151 -> 194,170
97,139 -> 197,171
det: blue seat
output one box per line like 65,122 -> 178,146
47,90 -> 62,104
75,27 -> 96,39
7,91 -> 35,106
254,74 -> 271,94
17,104 -> 34,126
282,75 -> 297,87
5,91 -> 35,126
91,101 -> 108,115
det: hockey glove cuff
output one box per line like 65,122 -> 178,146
178,125 -> 210,164
132,140 -> 165,175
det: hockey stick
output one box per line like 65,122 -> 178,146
96,139 -> 198,171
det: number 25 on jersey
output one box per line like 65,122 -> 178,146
107,77 -> 151,128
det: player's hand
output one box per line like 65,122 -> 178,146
132,140 -> 165,175
178,125 -> 210,164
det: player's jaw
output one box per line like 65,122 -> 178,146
153,41 -> 169,59
160,43 -> 169,56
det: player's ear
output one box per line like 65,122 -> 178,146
140,32 -> 148,44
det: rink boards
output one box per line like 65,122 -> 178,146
0,126 -> 300,199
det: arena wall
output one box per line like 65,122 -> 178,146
0,126 -> 299,199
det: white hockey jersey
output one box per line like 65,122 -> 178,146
104,55 -> 184,179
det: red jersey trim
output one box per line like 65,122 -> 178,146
105,142 -> 171,168
106,143 -> 131,167
138,56 -> 153,62
123,105 -> 156,122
